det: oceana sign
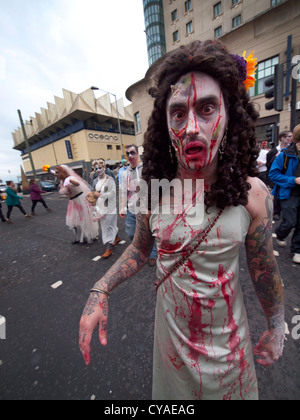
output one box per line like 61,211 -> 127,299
88,133 -> 119,143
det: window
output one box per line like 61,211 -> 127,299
271,0 -> 283,6
214,26 -> 222,38
171,9 -> 178,22
107,145 -> 112,150
185,0 -> 192,13
214,2 -> 222,18
173,30 -> 179,43
186,21 -> 193,35
116,145 -> 121,150
232,0 -> 240,5
232,14 -> 241,28
250,56 -> 279,97
135,112 -> 141,133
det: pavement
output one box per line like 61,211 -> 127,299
0,192 -> 299,400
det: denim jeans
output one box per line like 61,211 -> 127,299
275,195 -> 300,254
126,211 -> 157,259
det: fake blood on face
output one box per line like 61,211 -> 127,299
167,71 -> 227,173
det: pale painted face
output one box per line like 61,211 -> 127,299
167,72 -> 228,173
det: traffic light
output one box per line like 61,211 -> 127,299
264,64 -> 284,112
266,124 -> 275,146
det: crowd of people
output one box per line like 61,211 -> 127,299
0,147 -> 157,265
257,126 -> 300,264
1,38 -> 300,400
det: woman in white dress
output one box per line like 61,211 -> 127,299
56,165 -> 98,244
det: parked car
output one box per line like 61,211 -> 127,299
40,181 -> 57,192
0,185 -> 7,200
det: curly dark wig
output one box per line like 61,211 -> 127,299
142,40 -> 259,210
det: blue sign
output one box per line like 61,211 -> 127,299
65,140 -> 73,159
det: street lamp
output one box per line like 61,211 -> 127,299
17,109 -> 37,178
90,86 -> 125,159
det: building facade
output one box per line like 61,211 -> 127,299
127,0 -> 300,148
12,88 -> 136,177
143,0 -> 167,66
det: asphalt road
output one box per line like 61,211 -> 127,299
0,192 -> 299,400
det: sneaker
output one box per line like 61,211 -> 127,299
25,214 -> 31,218
276,238 -> 287,247
293,253 -> 300,264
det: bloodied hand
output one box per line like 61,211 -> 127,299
79,292 -> 108,365
254,328 -> 285,366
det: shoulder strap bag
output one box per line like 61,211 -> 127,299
155,209 -> 223,292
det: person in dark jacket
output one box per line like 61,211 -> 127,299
266,131 -> 293,219
0,201 -> 6,223
30,179 -> 51,215
269,124 -> 300,263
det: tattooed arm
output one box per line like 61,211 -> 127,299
79,212 -> 154,365
245,177 -> 285,366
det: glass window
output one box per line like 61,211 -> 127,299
271,0 -> 283,7
173,30 -> 179,43
214,26 -> 222,38
250,56 -> 279,96
185,0 -> 192,13
171,9 -> 178,22
186,21 -> 193,35
214,2 -> 222,18
232,14 -> 241,28
135,112 -> 141,133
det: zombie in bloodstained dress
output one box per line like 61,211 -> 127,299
150,205 -> 258,400
58,165 -> 99,244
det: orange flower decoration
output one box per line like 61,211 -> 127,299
42,165 -> 50,172
242,50 -> 258,91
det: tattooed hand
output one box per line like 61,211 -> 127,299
79,292 -> 108,366
245,178 -> 285,367
254,328 -> 285,366
78,213 -> 154,365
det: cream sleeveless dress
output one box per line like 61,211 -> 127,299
149,205 -> 258,400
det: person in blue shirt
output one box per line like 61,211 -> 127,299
269,124 -> 300,264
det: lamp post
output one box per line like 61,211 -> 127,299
17,109 -> 37,178
91,87 -> 125,159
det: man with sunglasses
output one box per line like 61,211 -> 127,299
120,144 -> 157,266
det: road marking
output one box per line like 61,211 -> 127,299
92,256 -> 101,262
51,281 -> 63,289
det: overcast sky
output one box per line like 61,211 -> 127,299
0,0 -> 149,182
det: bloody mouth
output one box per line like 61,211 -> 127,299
185,141 -> 206,158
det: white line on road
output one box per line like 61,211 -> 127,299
51,281 -> 63,289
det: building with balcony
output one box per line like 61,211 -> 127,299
12,88 -> 135,177
127,0 -> 300,149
